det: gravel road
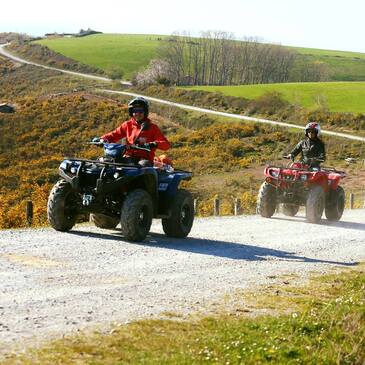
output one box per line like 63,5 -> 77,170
0,209 -> 364,354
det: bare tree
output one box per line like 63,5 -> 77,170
298,61 -> 330,82
153,31 -> 307,86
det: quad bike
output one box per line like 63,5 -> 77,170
257,156 -> 346,223
47,141 -> 194,241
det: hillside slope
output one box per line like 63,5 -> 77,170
292,46 -> 365,81
36,34 -> 164,79
1,57 -> 364,229
36,34 -> 365,82
186,82 -> 365,114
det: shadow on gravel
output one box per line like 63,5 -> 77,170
67,229 -> 123,241
68,230 -> 358,267
271,216 -> 365,231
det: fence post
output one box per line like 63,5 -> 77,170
26,201 -> 33,226
349,193 -> 354,209
214,198 -> 220,216
234,198 -> 241,216
193,199 -> 198,216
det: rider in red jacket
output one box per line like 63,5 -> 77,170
100,97 -> 170,165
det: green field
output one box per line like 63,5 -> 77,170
292,46 -> 365,59
36,34 -> 365,83
36,34 -> 167,79
186,81 -> 365,114
290,46 -> 365,81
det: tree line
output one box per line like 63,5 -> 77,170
135,31 -> 329,86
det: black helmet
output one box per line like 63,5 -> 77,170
128,96 -> 149,117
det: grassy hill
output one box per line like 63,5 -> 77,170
35,34 -> 365,82
1,58 -> 364,229
291,46 -> 365,81
131,85 -> 365,136
185,82 -> 365,114
36,34 -> 166,79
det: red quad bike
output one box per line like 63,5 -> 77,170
257,157 -> 346,223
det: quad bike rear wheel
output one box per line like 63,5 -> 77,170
257,182 -> 277,218
325,186 -> 345,221
120,189 -> 153,241
47,180 -> 78,231
90,213 -> 119,229
282,204 -> 299,217
162,189 -> 194,238
306,185 -> 325,223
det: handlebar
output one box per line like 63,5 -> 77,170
88,141 -> 104,146
88,141 -> 151,152
307,158 -> 325,163
129,144 -> 151,152
282,154 -> 324,164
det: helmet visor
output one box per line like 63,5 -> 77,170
306,129 -> 317,134
132,107 -> 145,114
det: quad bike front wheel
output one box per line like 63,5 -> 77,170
282,204 -> 299,217
162,189 -> 194,238
306,185 -> 325,223
257,182 -> 277,218
90,213 -> 119,229
47,180 -> 78,231
325,186 -> 345,221
120,189 -> 153,242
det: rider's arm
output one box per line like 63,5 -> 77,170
151,125 -> 171,151
101,121 -> 127,143
289,140 -> 303,159
318,142 -> 326,162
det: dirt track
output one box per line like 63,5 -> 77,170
0,210 -> 364,354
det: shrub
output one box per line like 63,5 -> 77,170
107,67 -> 124,80
246,91 -> 290,116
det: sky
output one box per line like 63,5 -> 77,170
2,0 -> 365,53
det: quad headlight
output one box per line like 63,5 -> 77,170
70,167 -> 77,174
270,169 -> 279,178
300,174 -> 308,181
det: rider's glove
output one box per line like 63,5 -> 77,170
284,154 -> 293,161
144,142 -> 158,149
303,157 -> 312,165
92,137 -> 107,144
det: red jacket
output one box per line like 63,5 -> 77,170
101,117 -> 170,161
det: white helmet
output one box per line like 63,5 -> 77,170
305,122 -> 321,137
